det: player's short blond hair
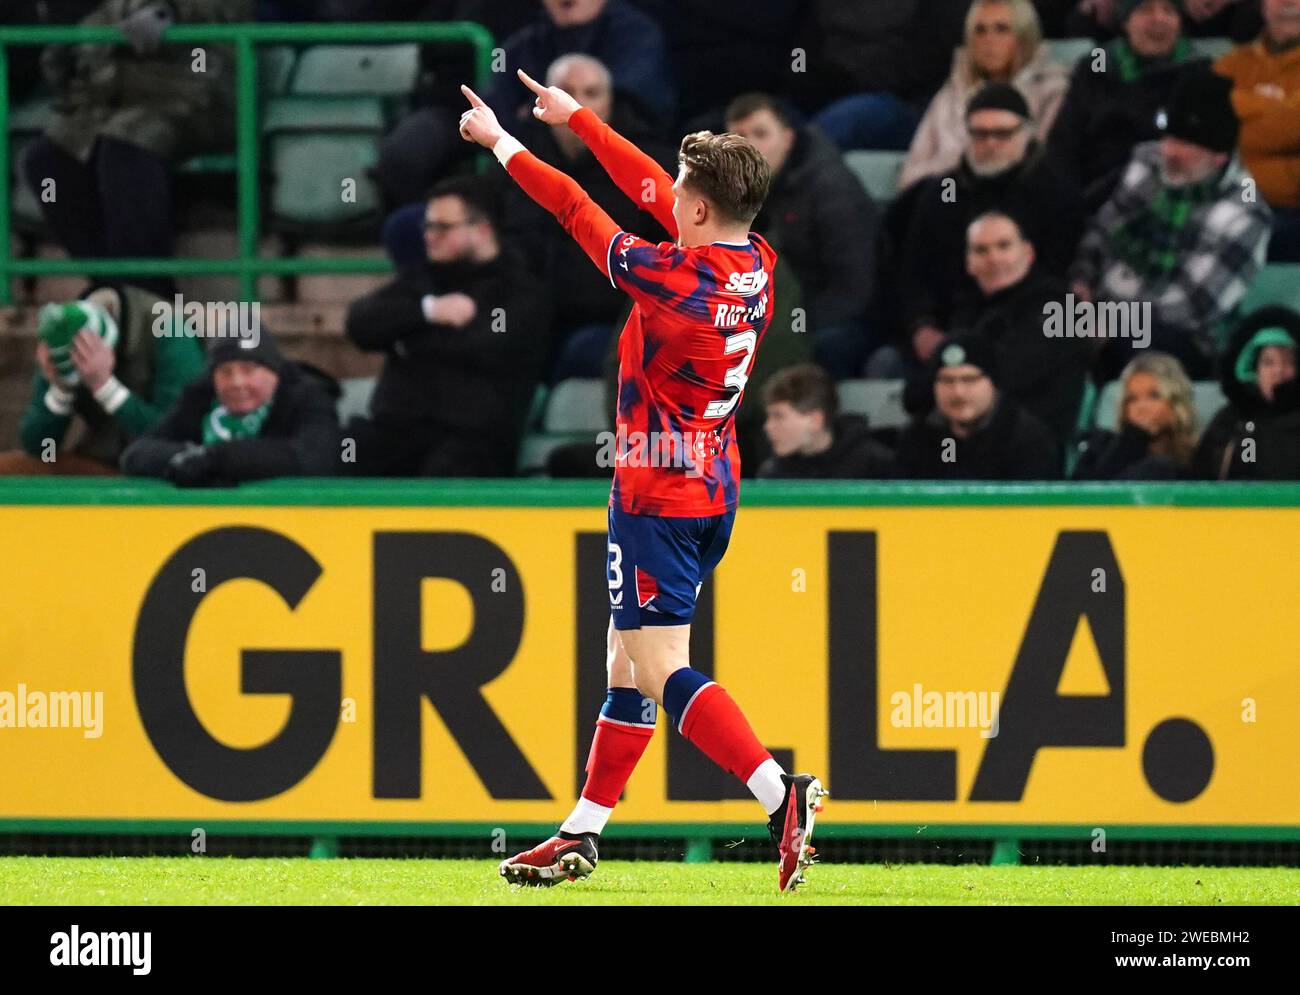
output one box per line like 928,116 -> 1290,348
677,131 -> 771,225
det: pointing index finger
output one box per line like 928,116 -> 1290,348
517,68 -> 546,95
460,83 -> 487,109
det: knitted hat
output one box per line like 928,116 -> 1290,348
1234,327 -> 1298,384
932,335 -> 1000,386
1158,66 -> 1239,153
208,330 -> 283,374
1117,0 -> 1183,23
36,300 -> 119,387
966,82 -> 1031,121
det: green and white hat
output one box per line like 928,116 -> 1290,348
36,300 -> 120,387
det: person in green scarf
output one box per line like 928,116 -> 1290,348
120,331 -> 340,487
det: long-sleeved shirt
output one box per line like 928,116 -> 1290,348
497,107 -> 778,516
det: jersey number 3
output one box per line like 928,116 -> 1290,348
704,330 -> 757,419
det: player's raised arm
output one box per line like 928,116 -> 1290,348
517,69 -> 678,240
458,84 -> 622,279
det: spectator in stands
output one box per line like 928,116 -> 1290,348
1073,351 -> 1199,477
899,0 -> 1070,191
487,0 -> 673,127
758,364 -> 895,478
508,54 -> 674,382
1049,0 -> 1209,210
376,0 -> 672,208
725,93 -> 881,379
1215,0 -> 1300,261
1067,0 -> 1263,41
948,211 -> 1093,445
344,176 -> 550,476
803,0 -> 971,152
1069,65 -> 1272,379
22,0 -> 251,298
120,332 -> 340,485
1193,303 -> 1300,476
633,0 -> 802,130
896,84 -> 1084,368
0,285 -> 205,476
895,334 -> 1061,478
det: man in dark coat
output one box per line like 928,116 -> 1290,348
120,332 -> 340,485
726,93 -> 881,379
895,334 -> 1061,480
945,211 -> 1095,447
345,175 -> 552,476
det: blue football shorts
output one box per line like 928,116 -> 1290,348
606,504 -> 736,630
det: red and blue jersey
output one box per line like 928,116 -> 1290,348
605,230 -> 776,515
503,106 -> 776,517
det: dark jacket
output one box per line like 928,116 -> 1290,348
486,0 -> 674,126
946,269 -> 1094,447
1047,49 -> 1209,210
899,145 -> 1085,334
753,125 -> 879,330
758,414 -> 894,479
801,0 -> 969,107
1192,308 -> 1300,480
895,396 -> 1060,480
1073,424 -> 1192,480
120,362 -> 340,482
345,247 -> 551,454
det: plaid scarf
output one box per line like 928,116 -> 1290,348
1107,36 -> 1195,83
1111,172 -> 1223,278
202,400 -> 270,444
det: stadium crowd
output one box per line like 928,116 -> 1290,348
0,0 -> 1298,484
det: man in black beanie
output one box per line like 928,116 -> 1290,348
892,82 -> 1084,371
1070,63 -> 1273,378
894,333 -> 1060,479
120,330 -> 340,486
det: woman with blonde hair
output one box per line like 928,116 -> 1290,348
898,0 -> 1069,190
1073,352 -> 1199,479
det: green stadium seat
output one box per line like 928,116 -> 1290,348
837,378 -> 908,429
290,44 -> 420,97
336,375 -> 377,424
543,378 -> 608,433
1048,37 -> 1098,68
263,96 -> 386,133
1240,264 -> 1300,313
1094,379 -> 1227,432
843,151 -> 905,204
269,133 -> 380,225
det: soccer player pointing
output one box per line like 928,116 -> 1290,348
459,72 -> 826,892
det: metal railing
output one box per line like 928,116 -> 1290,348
0,21 -> 495,305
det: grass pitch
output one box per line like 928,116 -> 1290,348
1,857 -> 1296,905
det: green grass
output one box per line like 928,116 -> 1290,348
1,858 -> 1296,905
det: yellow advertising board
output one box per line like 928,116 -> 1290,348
0,486 -> 1296,830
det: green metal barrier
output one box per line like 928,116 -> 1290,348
0,21 -> 495,305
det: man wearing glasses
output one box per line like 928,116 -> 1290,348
344,175 -> 552,477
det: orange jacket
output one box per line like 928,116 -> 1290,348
1216,39 -> 1300,209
